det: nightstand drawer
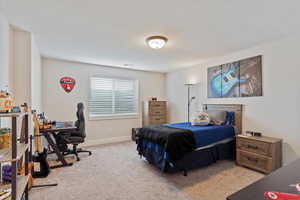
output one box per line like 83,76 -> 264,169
237,150 -> 272,173
237,138 -> 271,156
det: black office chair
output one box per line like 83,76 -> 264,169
59,103 -> 92,161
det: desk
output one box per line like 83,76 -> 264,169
40,123 -> 77,168
227,158 -> 300,200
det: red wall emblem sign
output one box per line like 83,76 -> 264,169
60,77 -> 76,93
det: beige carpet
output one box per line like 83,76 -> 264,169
30,142 -> 264,200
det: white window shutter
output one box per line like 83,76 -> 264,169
89,77 -> 138,117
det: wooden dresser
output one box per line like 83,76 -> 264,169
236,135 -> 282,174
143,101 -> 167,126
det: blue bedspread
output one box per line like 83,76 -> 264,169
165,122 -> 235,148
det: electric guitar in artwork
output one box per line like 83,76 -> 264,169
264,183 -> 300,200
210,66 -> 247,97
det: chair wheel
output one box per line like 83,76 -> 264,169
89,152 -> 92,156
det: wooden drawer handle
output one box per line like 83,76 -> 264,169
247,145 -> 258,150
246,156 -> 258,163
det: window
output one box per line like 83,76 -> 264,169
88,77 -> 138,118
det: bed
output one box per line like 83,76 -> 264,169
136,104 -> 243,175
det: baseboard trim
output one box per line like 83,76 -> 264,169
81,136 -> 131,147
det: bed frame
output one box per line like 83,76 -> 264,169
138,104 -> 244,175
203,104 -> 243,134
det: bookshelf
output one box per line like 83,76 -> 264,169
0,112 -> 29,200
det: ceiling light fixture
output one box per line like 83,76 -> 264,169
146,36 -> 168,49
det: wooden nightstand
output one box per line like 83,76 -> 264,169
236,135 -> 282,174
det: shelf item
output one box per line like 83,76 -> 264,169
0,144 -> 29,163
0,134 -> 10,149
0,113 -> 29,200
236,135 -> 282,174
0,175 -> 29,200
0,188 -> 11,200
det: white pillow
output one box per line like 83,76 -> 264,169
191,112 -> 210,126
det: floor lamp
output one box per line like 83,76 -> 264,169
184,83 -> 196,123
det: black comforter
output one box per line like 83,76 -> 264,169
137,125 -> 196,162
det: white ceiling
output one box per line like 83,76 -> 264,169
2,0 -> 300,72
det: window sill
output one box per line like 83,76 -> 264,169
88,114 -> 139,121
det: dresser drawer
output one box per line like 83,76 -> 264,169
149,101 -> 166,108
150,115 -> 166,121
237,138 -> 271,156
149,109 -> 166,116
237,150 -> 272,173
150,117 -> 166,125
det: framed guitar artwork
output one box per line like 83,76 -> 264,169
207,55 -> 262,98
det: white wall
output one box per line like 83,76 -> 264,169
0,11 -> 10,128
9,27 -> 42,111
0,11 -> 9,90
31,35 -> 42,112
0,11 -> 42,129
42,58 -> 166,146
10,28 -> 31,106
166,35 -> 300,165
7,26 -> 42,133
